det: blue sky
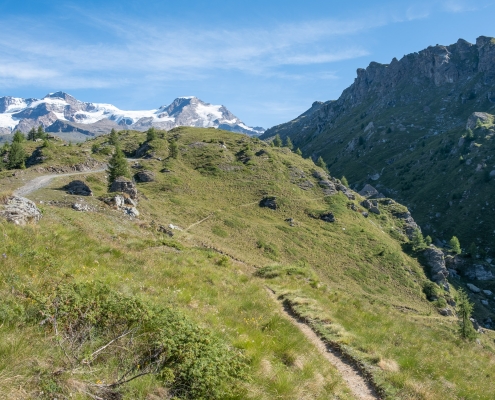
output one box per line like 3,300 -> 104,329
0,0 -> 494,128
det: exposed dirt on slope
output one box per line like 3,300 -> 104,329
265,288 -> 380,400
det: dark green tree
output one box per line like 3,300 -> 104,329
107,144 -> 130,185
456,289 -> 477,340
468,242 -> 478,258
295,148 -> 302,156
146,127 -> 157,142
273,134 -> 282,147
449,236 -> 461,254
36,125 -> 46,139
169,140 -> 179,159
425,235 -> 432,246
108,128 -> 118,145
341,176 -> 349,187
316,156 -> 329,173
466,128 -> 475,141
285,136 -> 293,150
12,131 -> 25,143
7,141 -> 26,169
28,127 -> 37,141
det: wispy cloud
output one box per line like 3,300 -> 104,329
0,9 -> 379,89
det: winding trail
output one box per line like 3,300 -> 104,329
13,167 -> 107,197
265,287 -> 380,400
11,163 -> 381,399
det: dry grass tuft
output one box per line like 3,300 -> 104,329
378,358 -> 400,372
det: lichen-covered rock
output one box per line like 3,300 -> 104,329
109,177 -> 138,199
65,180 -> 93,196
318,180 -> 337,195
259,196 -> 277,210
0,196 -> 42,225
134,170 -> 155,183
320,212 -> 335,223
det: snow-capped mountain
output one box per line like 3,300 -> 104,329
0,92 -> 264,137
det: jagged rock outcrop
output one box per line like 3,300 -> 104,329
0,196 -> 42,225
423,246 -> 450,290
109,177 -> 138,200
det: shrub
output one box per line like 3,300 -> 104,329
26,281 -> 247,399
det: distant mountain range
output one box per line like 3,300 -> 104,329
0,92 -> 264,137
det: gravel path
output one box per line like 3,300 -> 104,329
14,167 -> 107,197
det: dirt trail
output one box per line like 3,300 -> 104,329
265,288 -> 380,400
14,167 -> 107,197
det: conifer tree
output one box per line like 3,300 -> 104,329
7,141 -> 26,169
36,125 -> 46,139
28,127 -> 37,141
411,228 -> 426,251
456,289 -> 477,340
146,127 -> 157,142
107,144 -> 130,186
316,156 -> 329,173
295,148 -> 302,156
425,235 -> 432,246
468,242 -> 478,258
285,136 -> 293,150
341,176 -> 349,187
273,134 -> 282,147
449,236 -> 461,254
109,128 -> 118,145
169,140 -> 179,159
12,131 -> 25,143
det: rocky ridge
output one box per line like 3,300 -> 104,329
261,36 -> 495,256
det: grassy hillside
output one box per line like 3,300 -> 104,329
1,127 -> 495,399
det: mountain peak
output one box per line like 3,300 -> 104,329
0,93 -> 264,137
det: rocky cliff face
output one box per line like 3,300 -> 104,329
262,36 -> 495,256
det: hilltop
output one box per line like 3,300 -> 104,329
0,127 -> 494,399
262,36 -> 495,259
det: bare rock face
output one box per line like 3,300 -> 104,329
359,184 -> 379,198
65,180 -> 93,196
466,112 -> 492,129
424,246 -> 450,290
109,177 -> 138,199
0,196 -> 42,225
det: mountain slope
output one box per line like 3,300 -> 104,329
262,36 -> 495,257
0,127 -> 494,399
0,92 -> 264,138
